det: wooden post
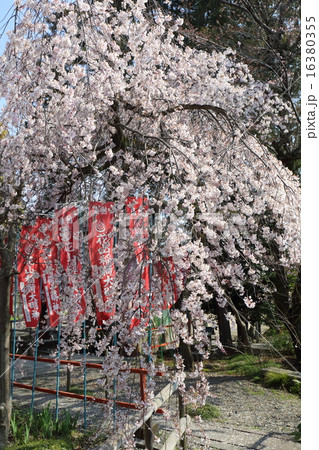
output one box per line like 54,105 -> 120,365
140,372 -> 146,402
97,382 -> 178,450
178,391 -> 187,449
144,416 -> 154,450
159,415 -> 191,450
140,372 -> 153,449
66,350 -> 71,391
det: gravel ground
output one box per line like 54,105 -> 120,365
153,372 -> 301,449
207,373 -> 301,435
12,358 -> 301,449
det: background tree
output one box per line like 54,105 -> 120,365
158,0 -> 301,360
159,0 -> 300,171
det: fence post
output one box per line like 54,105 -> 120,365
144,208 -> 154,450
140,371 -> 153,450
55,320 -> 61,421
179,391 -> 187,449
144,415 -> 154,450
31,325 -> 39,411
83,321 -> 87,429
66,350 -> 71,392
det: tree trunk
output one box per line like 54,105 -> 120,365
172,295 -> 194,370
215,304 -> 233,351
287,266 -> 301,366
273,265 -> 290,317
179,340 -> 194,371
227,297 -> 252,353
236,318 -> 252,353
0,229 -> 15,449
0,275 -> 12,449
273,265 -> 301,366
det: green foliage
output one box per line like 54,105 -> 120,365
186,403 -> 221,420
67,386 -> 95,397
159,0 -> 301,174
9,404 -> 78,446
263,371 -> 301,395
35,404 -> 54,439
55,411 -> 78,437
223,354 -> 261,377
291,423 -> 301,442
151,309 -> 172,328
7,437 -> 74,449
208,353 -> 300,395
216,354 -> 281,379
10,412 -> 19,442
162,0 -> 227,28
24,423 -> 30,445
0,123 -> 8,140
264,327 -> 295,356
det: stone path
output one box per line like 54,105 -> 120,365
11,359 -> 301,449
154,372 -> 301,449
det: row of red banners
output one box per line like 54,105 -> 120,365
9,198 -> 179,328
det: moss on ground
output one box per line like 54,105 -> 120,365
186,403 -> 221,420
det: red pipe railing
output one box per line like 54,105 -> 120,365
11,353 -> 165,414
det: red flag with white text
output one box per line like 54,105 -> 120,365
125,197 -> 150,328
155,257 -> 179,310
88,202 -> 116,325
54,207 -> 86,322
36,217 -> 60,326
17,225 -> 42,327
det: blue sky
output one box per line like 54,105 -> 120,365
0,0 -> 14,109
0,0 -> 15,56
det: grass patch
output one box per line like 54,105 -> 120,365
67,386 -> 95,397
224,354 -> 264,377
8,427 -> 97,450
8,406 -> 108,449
209,354 -> 281,379
263,371 -> 301,395
186,403 -> 221,420
206,353 -> 300,395
7,431 -> 100,450
264,327 -> 295,356
291,423 -> 301,443
8,404 -> 79,448
7,437 -> 75,449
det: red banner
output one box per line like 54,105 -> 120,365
125,197 -> 150,328
36,217 -> 60,326
155,257 -> 179,309
88,202 -> 116,325
54,207 -> 86,322
17,225 -> 42,327
12,199 -> 182,327
126,197 -> 149,264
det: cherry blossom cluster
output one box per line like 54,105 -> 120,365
0,0 -> 300,443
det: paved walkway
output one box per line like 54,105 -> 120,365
181,422 -> 300,449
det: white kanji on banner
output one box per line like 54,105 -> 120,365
36,217 -> 60,326
54,207 -> 86,322
17,225 -> 41,327
88,201 -> 116,325
125,197 -> 150,328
